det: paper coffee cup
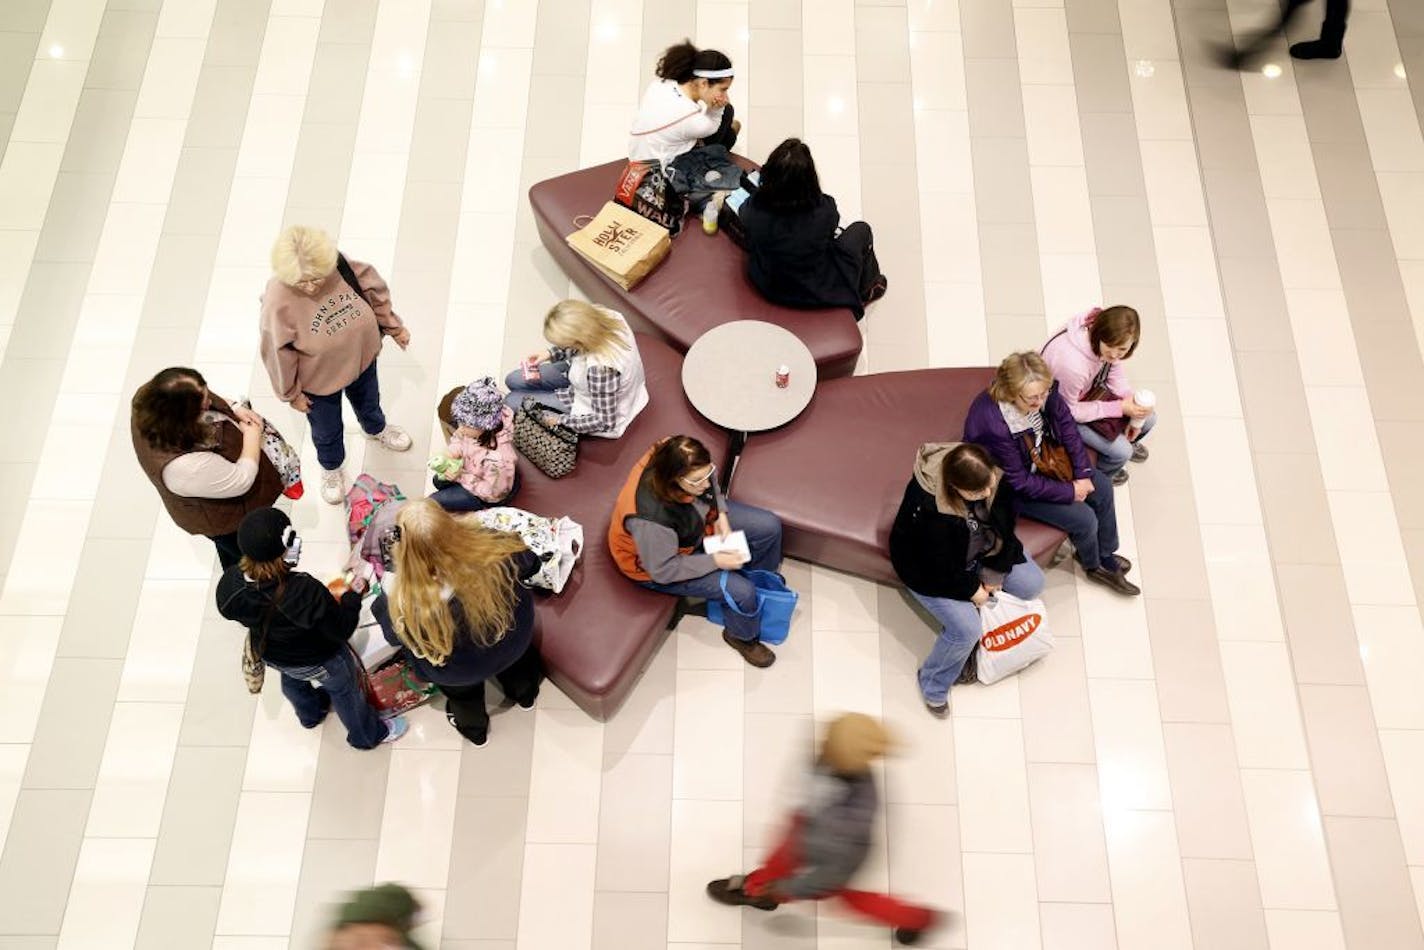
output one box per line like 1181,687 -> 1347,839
1135,388 -> 1156,409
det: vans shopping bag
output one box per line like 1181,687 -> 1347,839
704,569 -> 798,646
976,591 -> 1054,685
566,201 -> 671,291
472,506 -> 583,593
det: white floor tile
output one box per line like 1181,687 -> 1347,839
1101,810 -> 1193,950
1219,641 -> 1310,770
1240,769 -> 1337,910
961,852 -> 1042,950
668,800 -> 742,944
673,670 -> 743,801
85,702 -> 183,837
1088,679 -> 1172,813
57,837 -> 155,949
1355,606 -> 1424,729
526,708 -> 604,841
1262,910 -> 1347,949
374,750 -> 461,889
0,616 -> 62,743
516,843 -> 596,950
953,717 -> 1034,853
216,792 -> 312,935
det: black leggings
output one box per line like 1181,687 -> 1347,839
702,102 -> 739,151
438,642 -> 544,742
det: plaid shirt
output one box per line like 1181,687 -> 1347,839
556,364 -> 621,434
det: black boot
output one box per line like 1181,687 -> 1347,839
1290,36 -> 1343,59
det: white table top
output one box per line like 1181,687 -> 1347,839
681,320 -> 818,432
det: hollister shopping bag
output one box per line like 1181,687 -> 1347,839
976,591 -> 1054,684
566,201 -> 671,290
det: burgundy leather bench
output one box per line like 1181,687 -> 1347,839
499,334 -> 730,720
730,367 -> 1069,582
528,159 -> 864,379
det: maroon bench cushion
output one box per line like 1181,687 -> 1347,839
512,334 -> 730,720
529,159 -> 863,379
731,367 -> 1068,585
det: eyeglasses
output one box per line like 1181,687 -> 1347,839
679,464 -> 717,490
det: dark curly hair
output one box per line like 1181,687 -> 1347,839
654,39 -> 733,84
132,367 -> 209,452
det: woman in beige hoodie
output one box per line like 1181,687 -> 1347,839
260,226 -> 414,504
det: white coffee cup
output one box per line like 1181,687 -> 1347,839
1135,388 -> 1156,409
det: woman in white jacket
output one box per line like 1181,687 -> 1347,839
628,39 -> 740,168
505,300 -> 650,439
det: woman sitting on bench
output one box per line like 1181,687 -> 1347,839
608,436 -> 784,668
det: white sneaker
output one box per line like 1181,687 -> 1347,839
319,467 -> 346,505
367,425 -> 412,452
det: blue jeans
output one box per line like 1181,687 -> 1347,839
1016,467 -> 1120,571
1076,411 -> 1157,474
642,501 -> 782,642
504,360 -> 571,413
305,359 -> 387,471
912,558 -> 1045,704
269,647 -> 387,749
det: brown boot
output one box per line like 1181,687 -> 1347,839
722,630 -> 776,668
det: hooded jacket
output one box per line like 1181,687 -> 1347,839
215,569 -> 361,668
888,442 -> 1025,600
739,193 -> 866,317
1040,308 -> 1134,423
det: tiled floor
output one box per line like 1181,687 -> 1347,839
2,0 -> 1424,947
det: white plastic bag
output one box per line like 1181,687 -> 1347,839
976,591 -> 1054,684
472,507 -> 583,593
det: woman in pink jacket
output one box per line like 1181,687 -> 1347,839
1040,306 -> 1157,486
260,226 -> 414,505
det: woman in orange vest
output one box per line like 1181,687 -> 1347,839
608,436 -> 783,667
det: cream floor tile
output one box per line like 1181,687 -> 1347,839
1023,85 -> 1084,168
1200,523 -> 1286,642
592,891 -> 669,950
1379,172 -> 1424,261
910,32 -> 967,112
240,699 -> 322,793
1262,910 -> 1347,949
134,37 -> 208,119
915,108 -> 974,196
1240,769 -> 1336,910
909,0 -> 961,31
1328,491 -> 1416,606
1356,87 -> 1424,172
252,15 -> 321,96
1128,66 -> 1192,141
1181,417 -> 1264,526
1019,635 -> 1097,765
230,96 -> 307,181
0,742 -> 26,856
676,614 -> 747,671
1240,62 -> 1304,118
1305,386 -> 1388,492
1140,140 -> 1208,227
1249,114 -> 1323,201
373,750 -> 460,889
1039,253 -> 1103,326
1219,641 -> 1310,770
924,281 -> 989,368
56,837 -> 155,950
116,579 -> 209,703
1075,576 -> 1154,679
953,717 -> 1033,853
1028,763 -> 1111,903
514,843 -> 595,950
1267,199 -> 1343,291
1356,606 -> 1424,729
667,800 -> 742,945
1153,227 -> 1226,318
961,852 -> 1041,950
1039,902 -> 1118,950
210,938 -> 290,949
596,752 -> 672,892
605,637 -> 676,757
0,142 -> 65,231
215,792 -> 311,936
526,707 -> 604,841
111,118 -> 186,205
0,499 -> 90,615
1102,809 -> 1193,950
742,713 -> 814,850
1031,167 -> 1095,257
1088,679 -> 1172,813
471,49 -> 534,129
673,670 -> 743,801
1014,8 -> 1073,85
810,565 -> 879,633
85,701 -> 182,838
813,630 -> 883,719
886,803 -> 966,948
1166,320 -> 1243,416
9,60 -> 85,144
0,616 -> 61,743
1378,731 -> 1424,865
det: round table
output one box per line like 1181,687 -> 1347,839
681,320 -> 818,486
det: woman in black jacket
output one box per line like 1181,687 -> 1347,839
215,507 -> 406,749
888,443 -> 1044,716
738,138 -> 887,319
371,499 -> 545,747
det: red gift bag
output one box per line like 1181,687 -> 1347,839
357,653 -> 439,719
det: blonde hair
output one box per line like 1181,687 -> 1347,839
387,500 -> 529,664
543,300 -> 630,359
988,351 -> 1053,404
271,225 -> 338,286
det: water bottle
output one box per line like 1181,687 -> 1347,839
702,199 -> 718,236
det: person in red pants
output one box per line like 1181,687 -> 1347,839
705,713 -> 941,946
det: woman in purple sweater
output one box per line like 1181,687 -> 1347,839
962,352 -> 1140,596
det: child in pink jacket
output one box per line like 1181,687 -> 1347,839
1039,305 -> 1157,486
429,378 -> 518,513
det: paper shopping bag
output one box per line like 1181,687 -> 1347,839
565,201 -> 671,290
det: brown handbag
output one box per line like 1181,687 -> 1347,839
1020,431 -> 1075,482
1082,362 -> 1129,442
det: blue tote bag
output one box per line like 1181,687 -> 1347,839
704,569 -> 798,645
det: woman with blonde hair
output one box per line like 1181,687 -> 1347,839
889,443 -> 1044,715
963,352 -> 1139,596
504,299 -> 649,438
371,499 -> 545,746
260,225 -> 414,505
